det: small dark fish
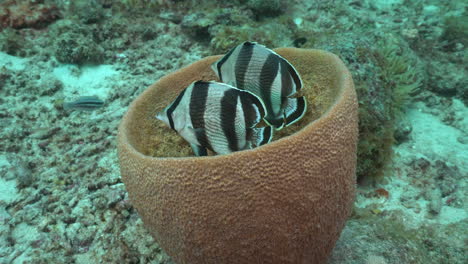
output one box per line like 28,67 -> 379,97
211,41 -> 307,130
63,96 -> 104,111
157,81 -> 273,156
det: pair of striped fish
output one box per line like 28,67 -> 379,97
157,42 -> 307,156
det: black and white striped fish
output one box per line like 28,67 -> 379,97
156,81 -> 273,156
211,41 -> 307,130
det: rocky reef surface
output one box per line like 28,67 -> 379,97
0,0 -> 466,263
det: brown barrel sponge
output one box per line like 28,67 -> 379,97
117,48 -> 358,264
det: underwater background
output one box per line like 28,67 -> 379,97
0,0 -> 466,263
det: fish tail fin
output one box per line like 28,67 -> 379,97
284,96 -> 307,127
252,126 -> 273,147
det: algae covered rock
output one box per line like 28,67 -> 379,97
54,32 -> 104,64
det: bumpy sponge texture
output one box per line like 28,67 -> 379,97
118,48 -> 358,263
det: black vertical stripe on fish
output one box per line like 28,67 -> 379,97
166,88 -> 187,130
189,81 -> 211,150
259,54 -> 280,122
286,62 -> 302,91
260,126 -> 273,146
239,89 -> 266,145
280,60 -> 294,99
220,89 -> 239,152
234,42 -> 255,90
190,143 -> 208,156
216,45 -> 237,82
239,92 -> 264,128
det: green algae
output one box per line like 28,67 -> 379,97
354,35 -> 424,182
441,15 -> 468,51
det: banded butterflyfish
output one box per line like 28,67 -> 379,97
211,41 -> 307,130
156,81 -> 273,156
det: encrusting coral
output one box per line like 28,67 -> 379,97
118,48 -> 358,263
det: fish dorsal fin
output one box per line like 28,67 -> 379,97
233,42 -> 257,90
188,81 -> 213,151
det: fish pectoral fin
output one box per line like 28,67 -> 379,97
190,143 -> 208,156
283,96 -> 307,127
187,127 -> 208,156
251,126 -> 273,147
180,126 -> 199,143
